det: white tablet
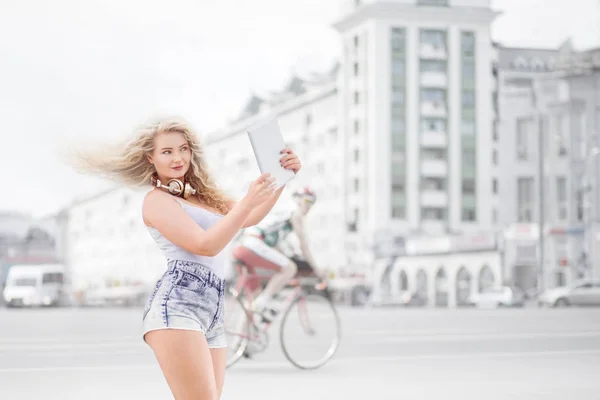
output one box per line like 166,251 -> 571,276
247,118 -> 295,190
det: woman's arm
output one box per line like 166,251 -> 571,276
144,173 -> 274,256
230,185 -> 286,228
232,146 -> 301,228
144,191 -> 253,257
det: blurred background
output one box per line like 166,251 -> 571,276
1,0 -> 600,399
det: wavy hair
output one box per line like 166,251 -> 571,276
71,116 -> 231,214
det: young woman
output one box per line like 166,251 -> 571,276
73,116 -> 301,400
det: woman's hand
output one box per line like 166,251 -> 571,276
280,147 -> 302,174
240,173 -> 276,209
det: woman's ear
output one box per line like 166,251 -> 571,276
146,155 -> 153,164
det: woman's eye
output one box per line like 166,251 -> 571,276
162,150 -> 171,155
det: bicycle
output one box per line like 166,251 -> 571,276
223,256 -> 341,370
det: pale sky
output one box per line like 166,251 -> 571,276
0,0 -> 598,217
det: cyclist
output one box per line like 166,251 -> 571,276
232,187 -> 321,314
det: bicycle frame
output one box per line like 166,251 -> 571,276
225,261 -> 340,369
229,261 -> 326,332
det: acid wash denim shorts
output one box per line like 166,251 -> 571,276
142,260 -> 227,348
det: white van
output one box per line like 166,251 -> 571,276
3,264 -> 66,307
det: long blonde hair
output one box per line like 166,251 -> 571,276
72,116 -> 231,214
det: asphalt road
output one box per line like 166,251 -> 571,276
1,305 -> 599,400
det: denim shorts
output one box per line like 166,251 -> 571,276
142,260 -> 227,348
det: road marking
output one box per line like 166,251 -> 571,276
378,331 -> 600,342
356,329 -> 600,336
1,349 -> 599,373
0,336 -> 139,344
0,341 -> 144,352
0,364 -> 156,373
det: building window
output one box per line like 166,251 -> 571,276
555,114 -> 568,156
391,27 -> 406,221
492,208 -> 497,223
462,91 -> 475,108
392,207 -> 406,219
556,177 -> 567,220
462,209 -> 476,221
422,148 -> 447,161
516,118 -> 530,160
462,32 -> 475,56
462,179 -> 475,194
354,35 -> 359,50
354,149 -> 360,163
354,120 -> 360,134
517,177 -> 534,222
421,88 -> 446,104
420,60 -> 447,73
354,91 -> 360,105
420,29 -> 447,51
493,149 -> 498,165
421,118 -> 446,133
354,178 -> 360,193
422,207 -> 446,221
461,31 -> 476,223
462,120 -> 475,136
306,113 -> 312,128
493,178 -> 498,194
353,62 -> 359,77
422,178 -> 446,191
493,119 -> 499,141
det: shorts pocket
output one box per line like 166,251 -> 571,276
173,270 -> 208,294
143,279 -> 164,320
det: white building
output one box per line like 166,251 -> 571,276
205,0 -> 499,276
63,187 -> 167,293
369,231 -> 501,308
495,42 -> 600,292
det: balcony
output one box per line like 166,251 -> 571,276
420,190 -> 448,207
421,159 -> 447,176
419,44 -> 447,60
420,101 -> 447,118
420,72 -> 448,88
421,131 -> 447,147
420,220 -> 448,236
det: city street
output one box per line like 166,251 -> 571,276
0,305 -> 599,400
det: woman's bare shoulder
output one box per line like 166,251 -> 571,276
142,189 -> 179,226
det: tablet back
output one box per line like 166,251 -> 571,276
247,118 -> 295,190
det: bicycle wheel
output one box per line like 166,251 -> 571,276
279,292 -> 341,369
224,288 -> 251,368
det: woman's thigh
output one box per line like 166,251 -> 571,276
145,329 -> 218,400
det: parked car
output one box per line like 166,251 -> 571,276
538,280 -> 600,307
2,263 -> 66,307
468,286 -> 525,308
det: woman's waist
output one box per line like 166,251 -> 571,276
166,259 -> 226,283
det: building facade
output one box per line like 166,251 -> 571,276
205,0 -> 499,276
495,42 -> 600,292
204,71 -> 346,270
63,187 -> 167,293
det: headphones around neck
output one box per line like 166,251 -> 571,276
152,174 -> 197,199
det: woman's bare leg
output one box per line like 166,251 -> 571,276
145,329 -> 218,400
210,348 -> 228,399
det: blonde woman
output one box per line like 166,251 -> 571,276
73,117 -> 301,400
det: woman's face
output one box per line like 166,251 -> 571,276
148,131 -> 192,181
